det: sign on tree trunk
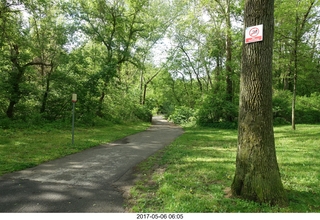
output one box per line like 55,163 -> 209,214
231,0 -> 287,206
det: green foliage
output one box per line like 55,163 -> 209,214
272,90 -> 320,125
168,106 -> 196,124
134,104 -> 153,122
99,90 -> 153,124
295,93 -> 320,124
196,91 -> 238,127
158,101 -> 175,117
0,0 -> 320,129
272,90 -> 291,125
273,0 -> 320,96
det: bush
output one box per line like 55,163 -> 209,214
272,90 -> 320,125
133,104 -> 152,122
159,101 -> 175,118
168,106 -> 196,124
196,91 -> 238,127
272,90 -> 291,125
295,93 -> 320,124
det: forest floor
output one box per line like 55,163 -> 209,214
0,116 -> 183,212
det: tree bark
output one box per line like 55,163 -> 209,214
225,0 -> 233,122
292,18 -> 298,130
6,71 -> 23,118
231,0 -> 287,206
6,100 -> 17,119
40,65 -> 54,114
142,84 -> 147,105
225,0 -> 233,103
140,70 -> 144,105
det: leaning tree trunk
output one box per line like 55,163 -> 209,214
231,0 -> 287,206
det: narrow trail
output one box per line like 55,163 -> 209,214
0,116 -> 184,213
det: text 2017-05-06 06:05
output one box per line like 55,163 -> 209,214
137,214 -> 184,219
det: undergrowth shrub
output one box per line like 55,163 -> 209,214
99,94 -> 152,124
273,90 -> 291,125
134,104 -> 152,122
159,101 -> 175,118
168,106 -> 195,124
296,92 -> 320,124
272,90 -> 320,124
196,91 -> 238,128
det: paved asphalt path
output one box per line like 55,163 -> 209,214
0,116 -> 184,213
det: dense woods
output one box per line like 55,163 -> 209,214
1,0 -> 320,208
1,0 -> 319,128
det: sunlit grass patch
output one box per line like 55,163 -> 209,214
127,124 -> 320,213
0,122 -> 150,176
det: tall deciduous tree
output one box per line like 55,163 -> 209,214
231,0 -> 287,206
273,0 -> 319,129
1,2 -> 54,118
28,0 -> 68,115
289,0 -> 317,130
211,0 -> 234,104
65,0 -> 165,116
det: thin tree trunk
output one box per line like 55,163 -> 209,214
142,84 -> 147,105
40,66 -> 53,114
283,61 -> 292,91
169,76 -> 181,105
6,45 -> 23,119
204,61 -> 213,90
140,70 -> 144,104
6,74 -> 22,119
180,45 -> 203,92
214,55 -> 221,92
6,100 -> 17,119
231,0 -> 287,206
97,89 -> 106,117
225,0 -> 233,103
291,0 -> 315,130
292,15 -> 298,130
141,68 -> 162,105
292,76 -> 296,130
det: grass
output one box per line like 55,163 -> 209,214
0,121 -> 150,176
126,124 -> 320,213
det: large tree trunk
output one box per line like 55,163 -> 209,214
231,0 -> 287,206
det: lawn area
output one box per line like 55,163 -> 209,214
127,124 -> 320,213
0,121 -> 150,176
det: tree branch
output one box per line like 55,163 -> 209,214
25,62 -> 53,67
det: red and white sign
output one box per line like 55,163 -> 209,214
245,24 -> 263,44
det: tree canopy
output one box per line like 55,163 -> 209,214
1,0 -> 319,126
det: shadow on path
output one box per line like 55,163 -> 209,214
0,116 -> 184,212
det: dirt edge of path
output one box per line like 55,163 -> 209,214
113,148 -> 168,212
